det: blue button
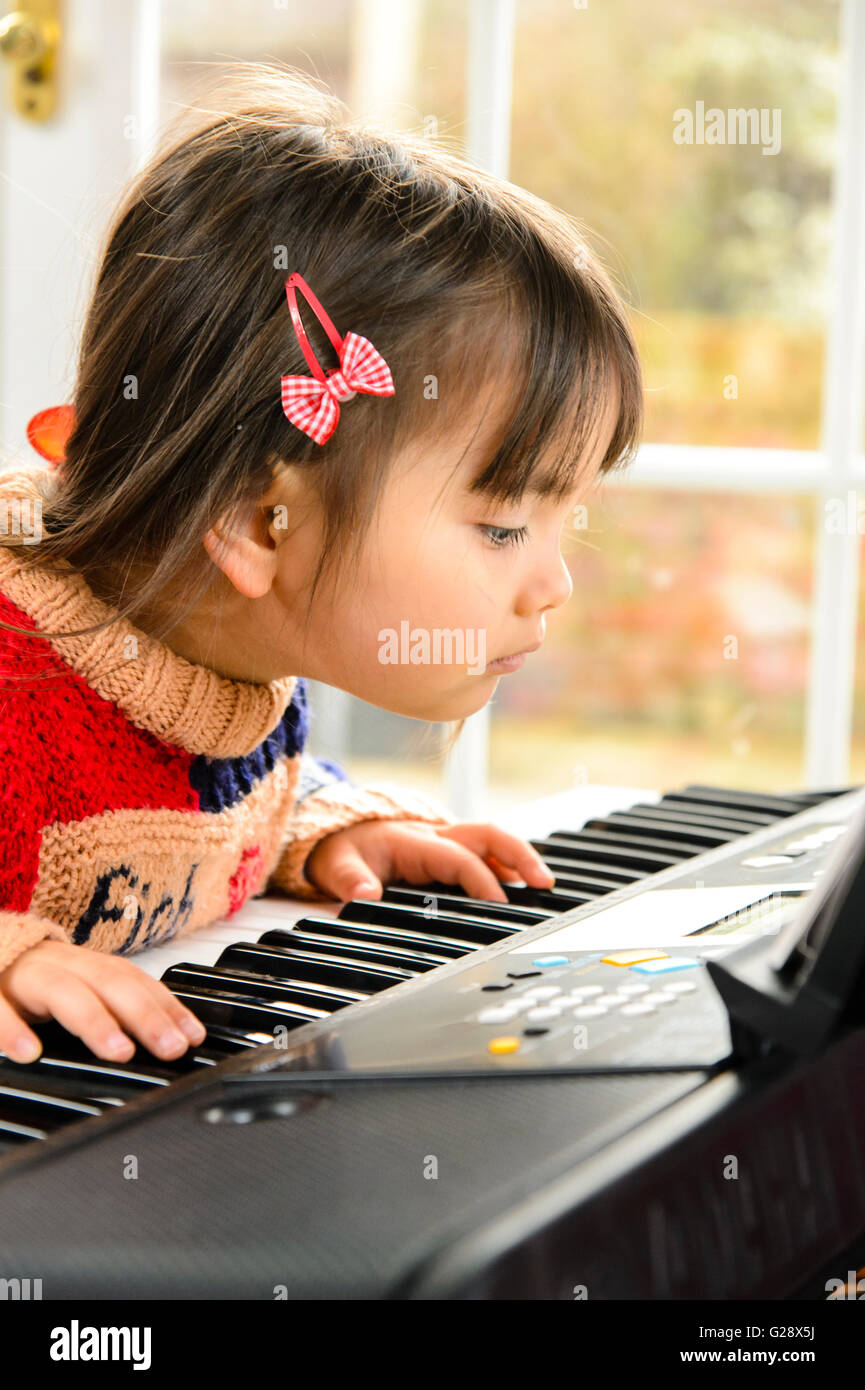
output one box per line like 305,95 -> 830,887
630,956 -> 701,975
533,955 -> 570,967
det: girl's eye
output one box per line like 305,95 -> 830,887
479,524 -> 530,549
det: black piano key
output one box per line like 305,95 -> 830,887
0,1082 -> 105,1133
389,872 -> 595,917
337,898 -> 527,944
163,964 -> 367,1011
387,879 -> 591,914
787,785 -> 858,803
556,826 -> 704,858
194,1024 -> 276,1052
624,802 -> 775,833
532,836 -> 680,874
165,985 -> 333,1035
0,1118 -> 48,1149
0,1058 -> 168,1107
527,857 -> 643,895
584,813 -> 735,849
214,942 -> 417,991
666,785 -> 817,818
0,1072 -> 125,1109
9,1020 -> 229,1074
229,931 -> 444,974
497,882 -> 591,910
382,885 -> 550,925
261,921 -> 477,961
523,856 -> 645,888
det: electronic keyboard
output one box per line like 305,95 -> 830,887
1,780 -> 864,1300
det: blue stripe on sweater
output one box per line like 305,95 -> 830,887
187,676 -> 311,813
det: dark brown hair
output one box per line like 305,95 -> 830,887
0,61 -> 643,731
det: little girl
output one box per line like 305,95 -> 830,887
0,64 -> 642,1069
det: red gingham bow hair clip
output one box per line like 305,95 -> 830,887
280,272 -> 394,445
26,404 -> 75,468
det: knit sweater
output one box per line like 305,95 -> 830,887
0,466 -> 455,974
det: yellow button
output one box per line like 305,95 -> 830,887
601,949 -> 670,966
488,1036 -> 521,1054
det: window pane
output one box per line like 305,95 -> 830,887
511,0 -> 840,448
160,0 -> 354,111
160,0 -> 466,136
488,489 -> 816,812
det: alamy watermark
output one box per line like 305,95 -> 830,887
0,494 -> 42,543
378,622 -> 487,675
673,102 -> 781,156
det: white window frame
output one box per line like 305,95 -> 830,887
444,0 -> 865,817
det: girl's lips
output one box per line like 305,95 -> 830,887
486,640 -> 542,673
486,651 -> 528,672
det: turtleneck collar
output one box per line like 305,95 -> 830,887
0,466 -> 297,758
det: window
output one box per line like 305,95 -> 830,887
158,0 -> 865,810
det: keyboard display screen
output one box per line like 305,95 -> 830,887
510,883 -> 815,954
691,892 -> 804,938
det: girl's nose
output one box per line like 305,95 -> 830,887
516,552 -> 573,617
550,554 -> 574,609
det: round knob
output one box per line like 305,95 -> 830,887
0,13 -> 46,65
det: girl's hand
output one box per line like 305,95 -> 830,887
0,939 -> 207,1065
303,819 -> 556,903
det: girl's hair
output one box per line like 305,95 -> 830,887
0,61 -> 643,743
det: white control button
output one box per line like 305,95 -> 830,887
478,1006 -> 521,1023
620,1002 -> 656,1016
523,985 -> 562,1000
616,982 -> 651,996
596,994 -> 625,1007
573,1004 -> 608,1019
663,979 -> 698,993
569,984 -> 604,999
526,1006 -> 560,1021
643,991 -> 678,1005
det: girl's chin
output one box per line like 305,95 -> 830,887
358,671 -> 500,722
424,674 -> 501,721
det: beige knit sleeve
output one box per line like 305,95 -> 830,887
267,779 -> 457,900
0,909 -> 71,974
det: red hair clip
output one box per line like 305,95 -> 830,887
26,404 -> 74,468
280,273 -> 394,445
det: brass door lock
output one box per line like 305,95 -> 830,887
0,1 -> 61,121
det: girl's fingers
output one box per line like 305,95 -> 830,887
306,836 -> 384,901
400,838 -> 511,903
13,965 -> 193,1062
435,824 -> 554,887
485,855 -> 523,882
50,947 -> 206,1049
13,969 -> 135,1063
0,991 -> 43,1063
84,962 -> 207,1052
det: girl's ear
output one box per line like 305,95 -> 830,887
202,518 -> 277,600
202,463 -> 316,598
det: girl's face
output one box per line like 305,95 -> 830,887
260,382 -> 621,723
